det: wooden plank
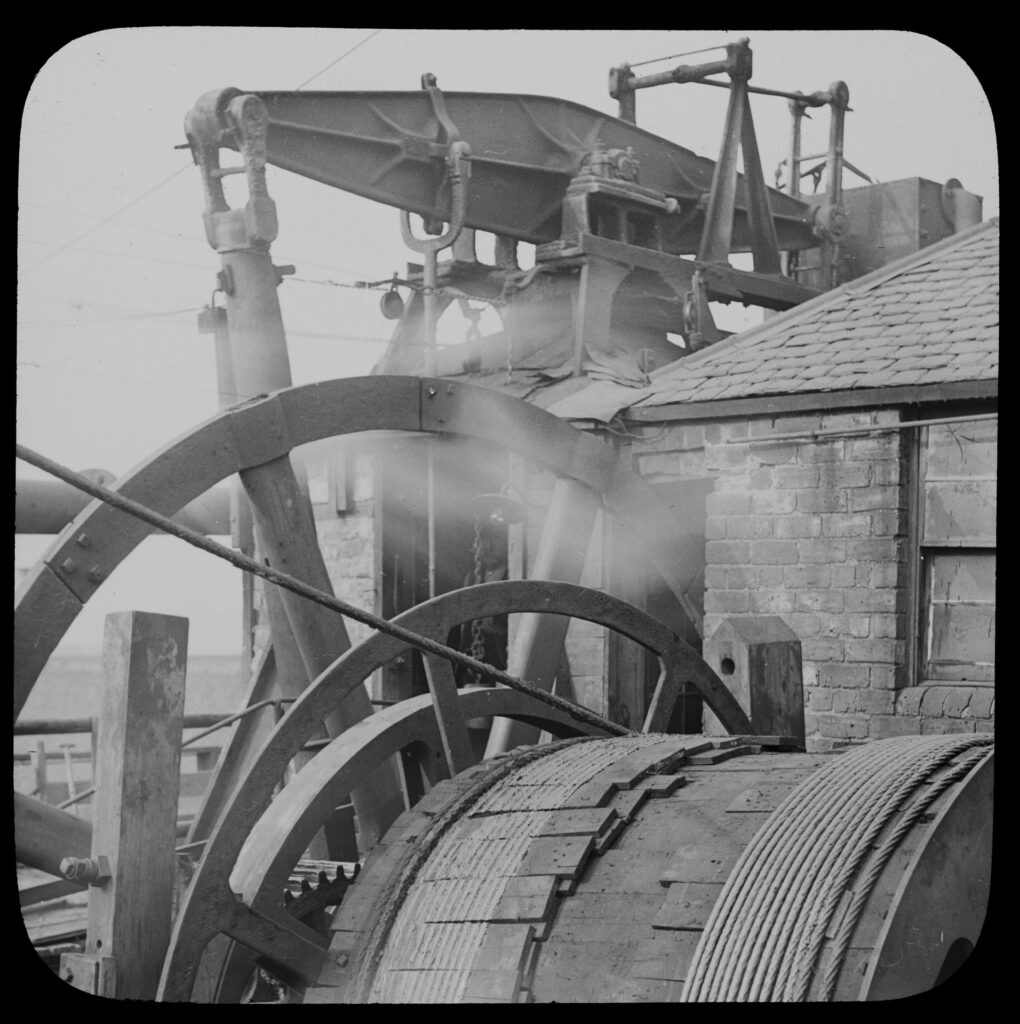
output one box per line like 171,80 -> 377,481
84,611 -> 188,1000
516,836 -> 595,880
422,655 -> 475,776
536,807 -> 619,838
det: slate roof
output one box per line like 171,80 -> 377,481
548,218 -> 998,421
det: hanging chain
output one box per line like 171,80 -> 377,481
468,514 -> 488,684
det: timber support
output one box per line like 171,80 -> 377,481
59,611 -> 188,998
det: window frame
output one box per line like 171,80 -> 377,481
907,404 -> 996,688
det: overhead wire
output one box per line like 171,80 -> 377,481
20,28 -> 386,276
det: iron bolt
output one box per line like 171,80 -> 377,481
334,953 -> 349,968
76,532 -> 92,548
60,558 -> 77,574
60,855 -> 111,886
85,566 -> 105,583
427,388 -> 437,397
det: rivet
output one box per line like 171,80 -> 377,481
76,532 -> 91,548
427,387 -> 437,398
60,558 -> 77,574
86,566 -> 104,583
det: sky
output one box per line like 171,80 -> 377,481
16,28 -> 997,656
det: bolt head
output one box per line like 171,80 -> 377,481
60,558 -> 77,574
76,532 -> 91,548
85,566 -> 104,583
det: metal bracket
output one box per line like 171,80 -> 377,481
400,76 -> 473,375
184,89 -> 279,252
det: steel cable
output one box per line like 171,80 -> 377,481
689,738 -> 920,999
681,735 -> 992,1001
768,737 -> 987,1000
813,743 -> 992,1001
698,737 -> 929,1001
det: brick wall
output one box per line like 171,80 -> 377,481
629,408 -> 994,749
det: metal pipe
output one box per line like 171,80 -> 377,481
16,480 -> 232,536
15,443 -> 632,739
15,713 -> 237,736
731,412 -> 997,445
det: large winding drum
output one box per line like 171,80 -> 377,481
306,733 -> 992,1003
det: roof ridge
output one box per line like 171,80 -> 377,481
647,218 -> 999,385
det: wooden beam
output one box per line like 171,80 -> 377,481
623,380 -> 998,424
72,611 -> 188,999
485,479 -> 602,756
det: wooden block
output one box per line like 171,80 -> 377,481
560,778 -> 618,808
536,807 -> 620,838
315,945 -> 354,988
492,875 -> 558,923
593,814 -> 628,855
556,878 -> 576,896
517,836 -> 595,880
504,874 -> 560,900
610,788 -> 651,821
653,882 -> 724,930
638,774 -> 687,797
60,952 -> 116,995
467,923 -> 534,999
686,745 -> 760,765
733,734 -> 803,750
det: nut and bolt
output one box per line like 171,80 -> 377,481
76,532 -> 92,548
60,558 -> 77,574
60,855 -> 112,885
85,566 -> 105,583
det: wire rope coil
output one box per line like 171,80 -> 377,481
680,734 -> 994,1002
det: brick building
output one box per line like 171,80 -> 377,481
551,218 -> 998,748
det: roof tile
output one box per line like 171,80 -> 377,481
568,220 -> 1000,416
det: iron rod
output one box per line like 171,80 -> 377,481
696,77 -> 832,105
629,45 -> 729,68
730,413 -> 997,445
16,713 -> 230,736
15,443 -> 631,738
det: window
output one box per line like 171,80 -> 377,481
914,416 -> 996,686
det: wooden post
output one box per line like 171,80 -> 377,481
702,616 -> 806,746
485,479 -> 601,756
32,739 -> 47,800
60,612 -> 188,998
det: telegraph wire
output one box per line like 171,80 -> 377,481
20,199 -> 372,279
294,28 -> 384,90
21,28 -> 386,276
20,164 -> 193,276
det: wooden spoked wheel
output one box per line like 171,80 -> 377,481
15,376 -> 714,715
157,578 -> 748,1001
14,378 -> 747,999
